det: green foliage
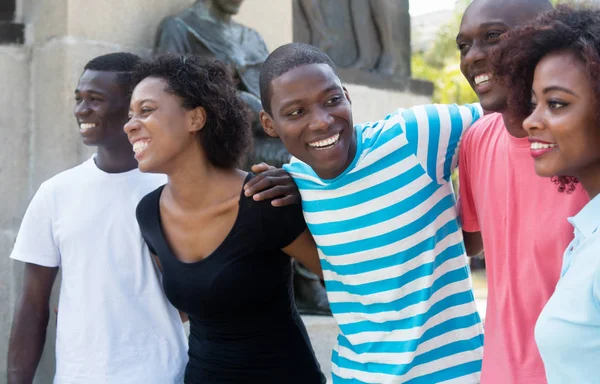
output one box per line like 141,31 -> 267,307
411,1 -> 478,104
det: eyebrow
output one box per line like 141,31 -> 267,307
542,86 -> 579,97
278,84 -> 341,112
74,89 -> 106,96
133,98 -> 156,106
456,21 -> 511,42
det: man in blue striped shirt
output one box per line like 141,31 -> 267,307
257,42 -> 484,383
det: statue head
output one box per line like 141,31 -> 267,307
211,0 -> 244,15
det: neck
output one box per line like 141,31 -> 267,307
95,140 -> 137,173
501,111 -> 528,138
207,2 -> 233,24
162,145 -> 233,210
576,165 -> 600,200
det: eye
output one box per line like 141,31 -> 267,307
486,31 -> 503,42
325,95 -> 342,105
548,100 -> 568,110
141,107 -> 154,115
529,100 -> 537,111
286,108 -> 304,117
74,96 -> 82,103
457,42 -> 470,55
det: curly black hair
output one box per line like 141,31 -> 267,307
131,54 -> 252,169
491,5 -> 600,193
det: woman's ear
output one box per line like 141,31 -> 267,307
189,106 -> 207,133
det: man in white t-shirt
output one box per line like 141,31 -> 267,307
7,52 -> 188,384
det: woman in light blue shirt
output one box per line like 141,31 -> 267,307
490,5 -> 600,384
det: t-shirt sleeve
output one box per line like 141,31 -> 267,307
260,199 -> 308,250
10,182 -> 60,267
458,128 -> 480,232
135,195 -> 158,255
402,103 -> 482,184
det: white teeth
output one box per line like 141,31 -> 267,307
474,74 -> 491,85
308,133 -> 340,149
530,142 -> 557,150
132,140 -> 150,154
79,123 -> 96,130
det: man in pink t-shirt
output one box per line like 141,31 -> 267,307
456,0 -> 589,383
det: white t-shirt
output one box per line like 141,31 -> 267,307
10,155 -> 188,384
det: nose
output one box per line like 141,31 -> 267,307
74,100 -> 90,118
463,41 -> 487,69
308,107 -> 334,132
123,116 -> 139,136
523,105 -> 542,134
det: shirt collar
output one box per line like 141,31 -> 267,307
568,193 -> 600,238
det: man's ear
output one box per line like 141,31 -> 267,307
259,110 -> 279,138
189,106 -> 207,133
343,86 -> 352,105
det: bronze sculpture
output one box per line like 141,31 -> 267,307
154,0 -> 330,315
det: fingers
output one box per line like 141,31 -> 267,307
244,174 -> 289,197
271,194 -> 300,207
250,162 -> 276,174
249,183 -> 295,201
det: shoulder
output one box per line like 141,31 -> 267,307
463,112 -> 504,142
36,160 -> 93,195
136,185 -> 164,227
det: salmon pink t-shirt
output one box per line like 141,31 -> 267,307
458,113 -> 589,384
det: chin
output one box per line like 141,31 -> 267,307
479,92 -> 508,113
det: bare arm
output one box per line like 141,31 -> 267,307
8,263 -> 58,384
463,230 -> 484,257
282,229 -> 323,279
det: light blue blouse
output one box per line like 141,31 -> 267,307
535,193 -> 600,383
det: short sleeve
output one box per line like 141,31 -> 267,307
260,199 -> 307,250
402,103 -> 482,184
458,128 -> 480,233
10,182 -> 61,267
135,193 -> 159,255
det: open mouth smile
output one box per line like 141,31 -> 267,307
308,133 -> 340,150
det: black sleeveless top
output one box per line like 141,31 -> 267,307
135,175 -> 323,384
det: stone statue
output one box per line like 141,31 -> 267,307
154,0 -> 288,168
154,0 -> 331,316
294,0 -> 411,78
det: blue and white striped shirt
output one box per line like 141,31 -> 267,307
285,104 -> 484,383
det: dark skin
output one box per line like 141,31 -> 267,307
124,77 -> 322,276
7,70 -> 138,384
456,0 -> 551,256
7,265 -> 58,384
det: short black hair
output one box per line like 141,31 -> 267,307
259,42 -> 337,115
83,52 -> 142,93
492,5 -> 600,193
131,54 -> 252,169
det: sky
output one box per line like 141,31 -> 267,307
409,0 -> 458,16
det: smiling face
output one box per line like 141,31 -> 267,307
260,63 -> 355,180
124,76 -> 203,174
523,51 -> 600,181
457,0 -> 549,112
74,70 -> 130,147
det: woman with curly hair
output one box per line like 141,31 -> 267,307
493,6 -> 600,383
124,55 -> 324,384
